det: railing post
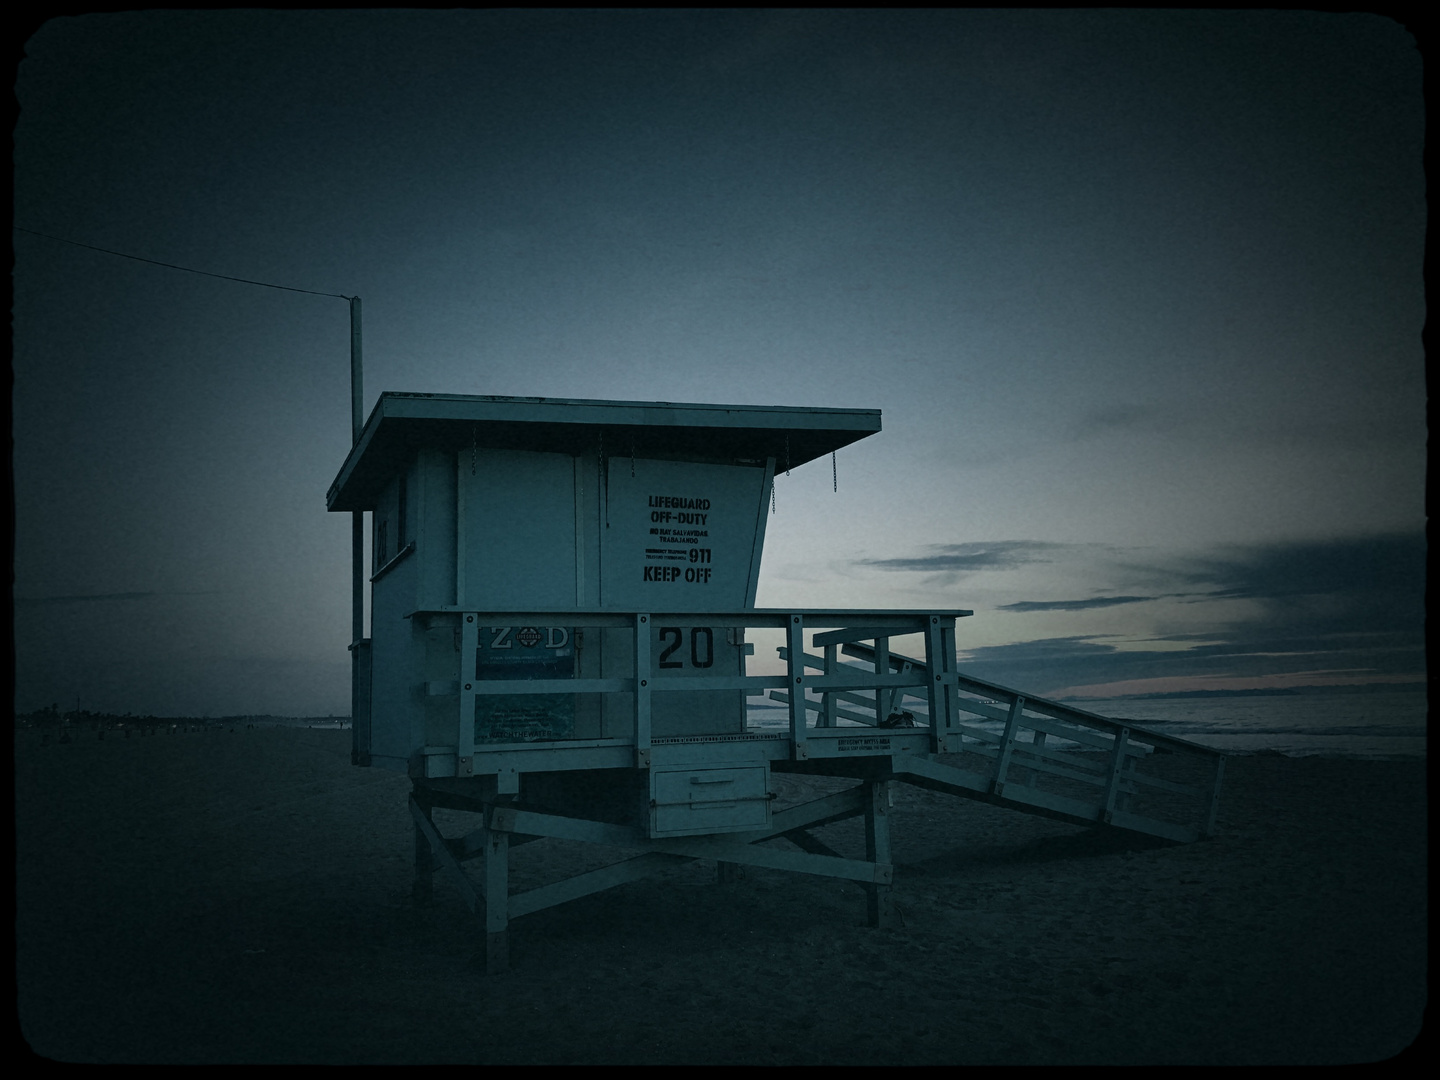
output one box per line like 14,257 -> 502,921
992,695 -> 1026,795
820,642 -> 837,727
924,616 -> 956,754
1101,726 -> 1131,824
787,614 -> 807,759
634,613 -> 652,768
864,779 -> 895,928
458,613 -> 479,777
1203,755 -> 1226,838
873,634 -> 891,724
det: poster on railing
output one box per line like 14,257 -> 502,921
473,625 -> 576,742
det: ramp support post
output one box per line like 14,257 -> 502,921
412,786 -> 434,905
864,779 -> 895,928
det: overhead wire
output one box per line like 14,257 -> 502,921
13,225 -> 354,301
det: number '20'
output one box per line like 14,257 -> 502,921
658,626 -> 714,669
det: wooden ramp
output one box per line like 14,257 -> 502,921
775,642 -> 1226,845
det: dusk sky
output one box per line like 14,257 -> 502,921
12,10 -> 1426,716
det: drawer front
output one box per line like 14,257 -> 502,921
650,765 -> 770,837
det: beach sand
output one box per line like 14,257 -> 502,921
15,724 -> 1426,1064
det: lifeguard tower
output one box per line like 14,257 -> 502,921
327,392 -> 1225,973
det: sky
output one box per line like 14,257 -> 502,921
11,10 -> 1427,716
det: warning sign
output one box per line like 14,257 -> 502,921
602,457 -> 766,609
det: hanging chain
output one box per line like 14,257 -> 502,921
833,450 -> 837,492
471,424 -> 477,475
630,437 -> 636,478
785,435 -> 791,476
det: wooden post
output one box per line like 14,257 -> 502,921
924,616 -> 956,754
484,817 -> 510,974
412,787 -> 434,905
349,296 -> 367,767
820,642 -> 837,727
992,695 -> 1026,796
1203,755 -> 1226,838
1101,727 -> 1131,824
787,615 -> 807,759
458,614 -> 479,777
634,613 -> 652,768
864,779 -> 894,928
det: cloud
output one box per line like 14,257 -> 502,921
858,539 -> 1071,574
953,531 -> 1426,696
998,594 -> 1163,612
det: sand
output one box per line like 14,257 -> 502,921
14,724 -> 1427,1064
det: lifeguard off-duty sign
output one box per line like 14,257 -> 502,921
603,458 -> 767,606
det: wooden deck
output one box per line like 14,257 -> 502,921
407,609 -> 1227,972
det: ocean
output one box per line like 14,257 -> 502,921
240,690 -> 1427,759
745,687 -> 1428,759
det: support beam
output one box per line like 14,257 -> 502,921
864,779 -> 895,928
484,826 -> 509,974
412,790 -> 433,905
785,829 -> 845,861
409,795 -> 479,914
510,852 -> 693,920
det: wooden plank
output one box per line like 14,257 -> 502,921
785,829 -> 845,860
812,625 -> 926,648
649,835 -> 890,884
418,608 -> 971,629
471,677 -> 633,696
508,852 -> 693,920
770,688 -> 899,724
409,795 -> 480,915
493,807 -> 646,847
763,787 -> 868,836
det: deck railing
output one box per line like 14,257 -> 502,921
407,608 -> 963,771
407,606 -> 1225,841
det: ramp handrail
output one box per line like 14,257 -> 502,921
843,641 -> 1226,840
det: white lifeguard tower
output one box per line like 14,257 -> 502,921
328,391 -> 1225,972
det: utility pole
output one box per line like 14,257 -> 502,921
350,297 -> 369,765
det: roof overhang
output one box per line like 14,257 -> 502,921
326,392 -> 881,512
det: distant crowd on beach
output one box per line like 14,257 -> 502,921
16,707 -> 349,744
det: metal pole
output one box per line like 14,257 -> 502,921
350,297 -> 368,765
